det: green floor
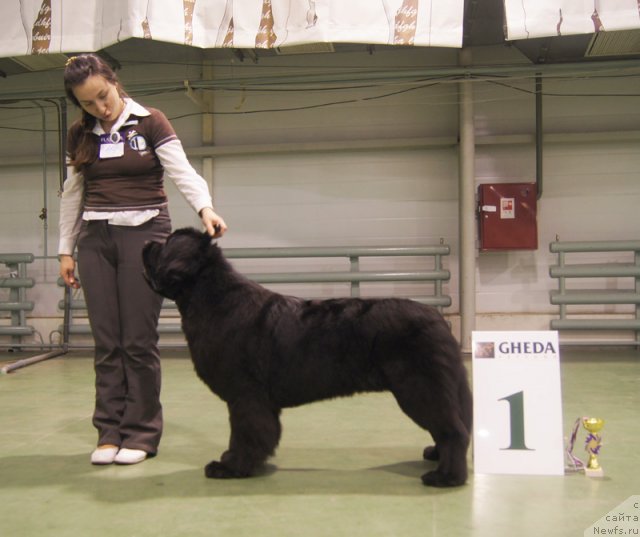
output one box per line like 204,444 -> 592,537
0,348 -> 638,537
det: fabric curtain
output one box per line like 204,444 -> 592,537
0,0 -> 464,58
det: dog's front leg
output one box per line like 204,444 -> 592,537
205,396 -> 282,479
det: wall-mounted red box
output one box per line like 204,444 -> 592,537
478,183 -> 538,251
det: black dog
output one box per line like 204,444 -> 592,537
142,228 -> 472,487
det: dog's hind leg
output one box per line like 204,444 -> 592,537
205,396 -> 282,479
388,373 -> 470,487
423,379 -> 472,488
422,376 -> 473,464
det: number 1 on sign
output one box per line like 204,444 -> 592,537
499,391 -> 533,451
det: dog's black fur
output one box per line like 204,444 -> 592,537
142,228 -> 472,487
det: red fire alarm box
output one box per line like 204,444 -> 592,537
478,183 -> 538,251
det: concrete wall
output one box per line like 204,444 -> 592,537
1,45 -> 639,346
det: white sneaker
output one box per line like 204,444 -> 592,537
90,446 -> 119,465
114,448 -> 147,465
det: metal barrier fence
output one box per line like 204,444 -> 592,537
549,240 -> 640,345
58,244 -> 452,341
0,254 -> 35,346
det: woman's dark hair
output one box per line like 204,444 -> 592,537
64,54 -> 127,170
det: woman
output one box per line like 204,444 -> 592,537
58,53 -> 227,465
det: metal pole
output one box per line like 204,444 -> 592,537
59,98 -> 68,189
536,75 -> 543,199
350,256 -> 360,297
57,97 -> 71,350
634,250 -> 640,347
458,48 -> 476,352
32,102 -> 49,260
1,349 -> 67,375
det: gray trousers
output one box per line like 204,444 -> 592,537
77,210 -> 171,454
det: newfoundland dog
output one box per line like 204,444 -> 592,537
142,228 -> 472,487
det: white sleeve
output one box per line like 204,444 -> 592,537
58,167 -> 85,256
155,139 -> 214,215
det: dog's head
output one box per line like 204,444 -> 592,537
142,227 -> 216,300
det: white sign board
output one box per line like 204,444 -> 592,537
472,331 -> 565,476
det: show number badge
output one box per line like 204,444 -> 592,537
99,132 -> 124,159
472,331 -> 565,476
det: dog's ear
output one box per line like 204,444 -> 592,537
204,237 -> 224,260
197,230 -> 228,268
173,227 -> 215,253
172,227 -> 202,238
201,230 -> 215,247
200,231 -> 221,260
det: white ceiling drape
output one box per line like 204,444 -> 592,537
0,0 -> 465,58
503,0 -> 640,40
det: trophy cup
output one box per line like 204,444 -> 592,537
582,417 -> 605,477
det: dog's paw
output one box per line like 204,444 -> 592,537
204,460 -> 231,478
422,445 -> 439,461
204,460 -> 240,479
421,470 -> 466,488
204,460 -> 252,479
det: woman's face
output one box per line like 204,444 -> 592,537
72,74 -> 123,127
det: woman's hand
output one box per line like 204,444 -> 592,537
59,255 -> 81,289
200,207 -> 228,238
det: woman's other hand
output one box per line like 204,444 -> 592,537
59,255 -> 81,289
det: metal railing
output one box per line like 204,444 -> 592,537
549,240 -> 640,345
0,254 -> 35,346
58,244 -> 452,340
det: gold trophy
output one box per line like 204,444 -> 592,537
582,417 -> 605,477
